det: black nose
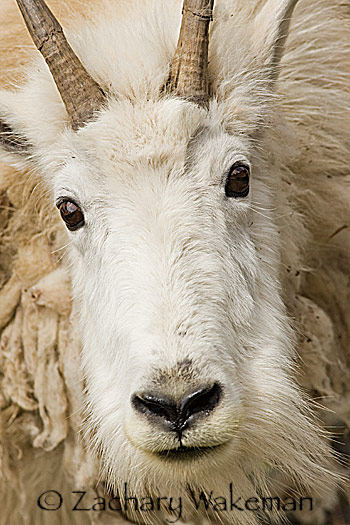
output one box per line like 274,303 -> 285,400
131,383 -> 222,434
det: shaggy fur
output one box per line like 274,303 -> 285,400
0,1 -> 349,524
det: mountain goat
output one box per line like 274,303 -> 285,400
0,0 -> 349,524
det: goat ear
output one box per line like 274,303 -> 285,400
252,0 -> 298,81
0,119 -> 31,154
0,112 -> 33,169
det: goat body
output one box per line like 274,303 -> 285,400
0,1 -> 349,524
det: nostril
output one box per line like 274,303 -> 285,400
132,393 -> 177,423
181,383 -> 222,420
131,383 -> 223,434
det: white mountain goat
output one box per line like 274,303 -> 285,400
0,0 -> 349,524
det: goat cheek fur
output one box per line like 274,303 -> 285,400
0,0 -> 349,524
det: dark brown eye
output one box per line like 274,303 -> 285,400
225,163 -> 250,198
57,200 -> 85,231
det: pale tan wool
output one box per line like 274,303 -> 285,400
0,1 -> 349,524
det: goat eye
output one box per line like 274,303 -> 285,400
57,200 -> 85,231
225,164 -> 250,198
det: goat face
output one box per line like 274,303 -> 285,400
48,96 -> 313,495
63,99 -> 256,465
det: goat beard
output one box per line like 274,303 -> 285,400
85,381 -> 336,525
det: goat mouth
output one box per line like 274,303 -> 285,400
156,444 -> 223,461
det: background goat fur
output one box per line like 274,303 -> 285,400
0,0 -> 349,524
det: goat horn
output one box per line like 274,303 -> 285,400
167,0 -> 214,106
16,0 -> 106,131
